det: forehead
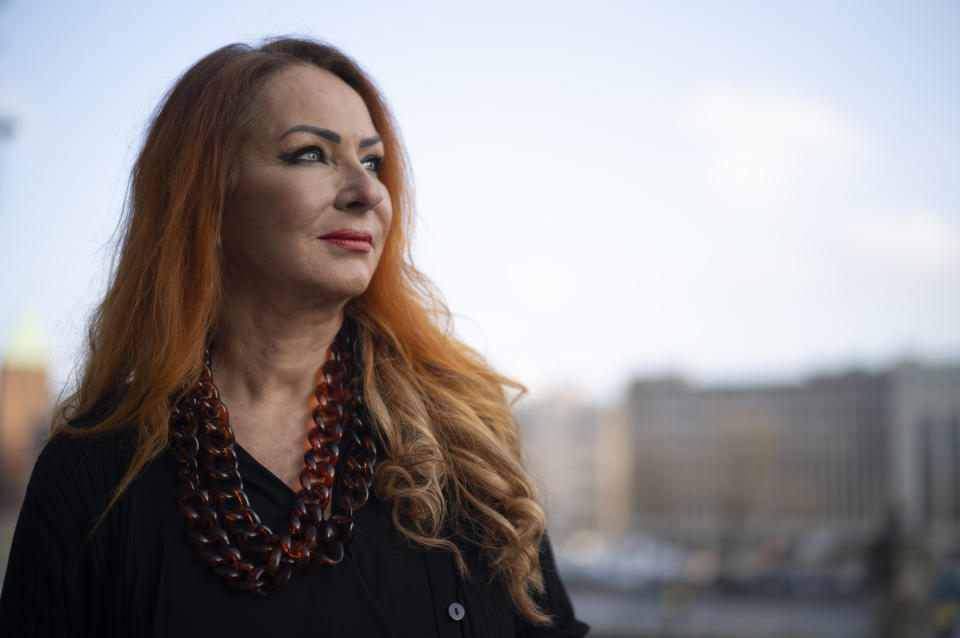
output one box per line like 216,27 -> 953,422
252,64 -> 377,138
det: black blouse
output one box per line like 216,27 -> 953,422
0,428 -> 588,637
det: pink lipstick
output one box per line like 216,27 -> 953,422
318,229 -> 373,253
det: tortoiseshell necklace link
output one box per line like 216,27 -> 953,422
168,326 -> 377,598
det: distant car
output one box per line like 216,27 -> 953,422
932,556 -> 960,638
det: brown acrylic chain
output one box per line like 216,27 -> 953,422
168,324 -> 377,597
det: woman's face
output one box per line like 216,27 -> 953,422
222,64 -> 392,308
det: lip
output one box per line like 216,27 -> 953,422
318,229 -> 374,253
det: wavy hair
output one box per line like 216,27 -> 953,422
54,38 -> 549,623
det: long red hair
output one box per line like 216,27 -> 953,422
56,38 -> 549,623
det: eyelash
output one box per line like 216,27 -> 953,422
361,155 -> 384,174
281,146 -> 385,174
281,145 -> 326,165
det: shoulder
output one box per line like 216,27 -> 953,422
1,421 -> 156,634
32,424 -> 137,491
25,423 -> 140,534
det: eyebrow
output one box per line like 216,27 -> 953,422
278,125 -> 383,149
279,125 -> 340,142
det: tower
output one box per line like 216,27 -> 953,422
0,311 -> 51,501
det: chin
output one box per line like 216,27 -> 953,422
319,272 -> 374,303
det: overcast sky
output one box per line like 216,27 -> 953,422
1,1 -> 958,401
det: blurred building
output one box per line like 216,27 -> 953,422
518,361 -> 960,562
890,362 -> 960,557
516,390 -> 635,544
626,372 -> 890,547
516,392 -> 604,540
0,312 -> 51,500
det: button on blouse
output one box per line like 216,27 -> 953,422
447,601 -> 466,621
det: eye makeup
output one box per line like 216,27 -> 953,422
279,146 -> 384,175
280,145 -> 327,165
361,155 -> 384,174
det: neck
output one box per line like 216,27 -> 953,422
211,290 -> 347,409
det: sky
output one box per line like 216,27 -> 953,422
0,1 -> 958,402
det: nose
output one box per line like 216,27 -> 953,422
334,162 -> 385,214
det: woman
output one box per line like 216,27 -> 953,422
0,38 -> 588,637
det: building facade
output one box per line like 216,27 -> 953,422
516,362 -> 960,561
626,372 -> 890,546
890,363 -> 960,556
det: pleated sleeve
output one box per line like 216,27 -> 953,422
0,431 -> 129,636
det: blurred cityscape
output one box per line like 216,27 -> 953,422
1,314 -> 959,637
517,360 -> 960,637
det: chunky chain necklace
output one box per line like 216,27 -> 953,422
168,323 -> 377,598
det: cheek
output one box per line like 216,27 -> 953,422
380,202 -> 394,235
378,185 -> 394,233
237,176 -> 332,233
376,206 -> 394,259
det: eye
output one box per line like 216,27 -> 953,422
361,154 -> 384,174
282,145 -> 327,164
